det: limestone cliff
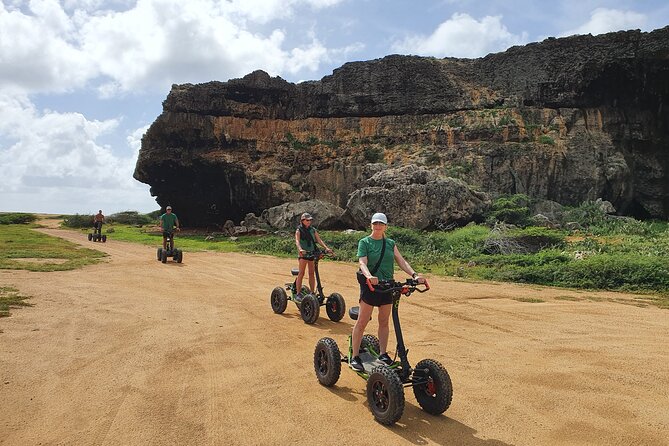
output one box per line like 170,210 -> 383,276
134,26 -> 669,227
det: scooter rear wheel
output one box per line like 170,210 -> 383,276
326,292 -> 346,322
361,334 -> 380,356
270,287 -> 288,314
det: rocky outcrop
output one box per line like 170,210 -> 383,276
344,165 -> 490,229
134,27 -> 669,227
262,199 -> 345,230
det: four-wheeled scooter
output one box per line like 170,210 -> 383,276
313,277 -> 452,425
270,248 -> 346,324
88,222 -> 107,242
157,230 -> 183,263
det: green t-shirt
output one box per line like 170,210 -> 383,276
160,213 -> 178,231
297,226 -> 317,251
357,236 -> 396,281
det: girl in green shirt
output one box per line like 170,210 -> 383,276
349,212 -> 424,372
294,212 -> 332,299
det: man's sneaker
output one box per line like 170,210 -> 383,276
295,293 -> 303,302
378,353 -> 395,366
349,356 -> 364,372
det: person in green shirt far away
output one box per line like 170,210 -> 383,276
294,212 -> 333,301
348,212 -> 425,372
158,205 -> 180,251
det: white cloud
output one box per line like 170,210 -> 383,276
561,8 -> 647,37
391,13 -> 527,58
0,0 -> 343,97
0,1 -> 94,92
0,90 -> 155,213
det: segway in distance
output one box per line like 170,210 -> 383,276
88,222 -> 106,242
157,230 -> 183,263
270,248 -> 346,324
313,277 -> 452,425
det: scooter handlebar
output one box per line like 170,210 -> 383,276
299,249 -> 333,261
366,278 -> 430,295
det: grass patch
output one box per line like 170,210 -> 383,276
101,225 -> 245,253
513,297 -> 544,303
0,224 -> 106,271
554,295 -> 580,301
0,286 -> 33,317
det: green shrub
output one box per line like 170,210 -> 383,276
556,255 -> 669,291
62,214 -> 93,228
487,194 -> 531,225
363,147 -> 384,163
507,226 -> 565,251
428,225 -> 490,259
0,213 -> 37,224
538,135 -> 555,145
108,211 -> 154,225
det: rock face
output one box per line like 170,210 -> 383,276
134,27 -> 669,227
344,165 -> 490,229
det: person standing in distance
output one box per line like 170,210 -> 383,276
295,212 -> 332,300
349,212 -> 424,372
158,206 -> 180,251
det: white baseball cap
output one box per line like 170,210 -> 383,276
371,212 -> 388,224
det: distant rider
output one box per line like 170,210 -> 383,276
93,210 -> 105,235
158,206 -> 180,250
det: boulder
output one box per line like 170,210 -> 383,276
262,199 -> 345,229
343,165 -> 491,229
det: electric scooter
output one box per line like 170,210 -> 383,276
270,248 -> 346,324
313,277 -> 452,425
88,222 -> 107,242
157,231 -> 183,263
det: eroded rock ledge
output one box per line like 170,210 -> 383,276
134,26 -> 669,228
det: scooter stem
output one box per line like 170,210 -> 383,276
391,292 -> 411,381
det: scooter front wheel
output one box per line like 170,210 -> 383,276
412,358 -> 452,415
270,287 -> 288,314
367,365 -> 405,425
314,337 -> 341,387
300,294 -> 320,324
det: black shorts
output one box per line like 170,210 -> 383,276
162,231 -> 173,238
359,283 -> 393,307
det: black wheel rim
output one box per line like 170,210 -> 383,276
271,293 -> 279,310
329,300 -> 338,313
304,301 -> 313,318
371,380 -> 389,411
316,349 -> 328,376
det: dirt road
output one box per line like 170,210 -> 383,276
1,226 -> 668,445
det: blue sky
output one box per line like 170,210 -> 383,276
1,0 -> 668,215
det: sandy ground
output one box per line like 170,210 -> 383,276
1,223 -> 668,446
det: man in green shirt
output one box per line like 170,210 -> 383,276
158,206 -> 180,250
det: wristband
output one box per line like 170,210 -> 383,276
411,272 -> 418,279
